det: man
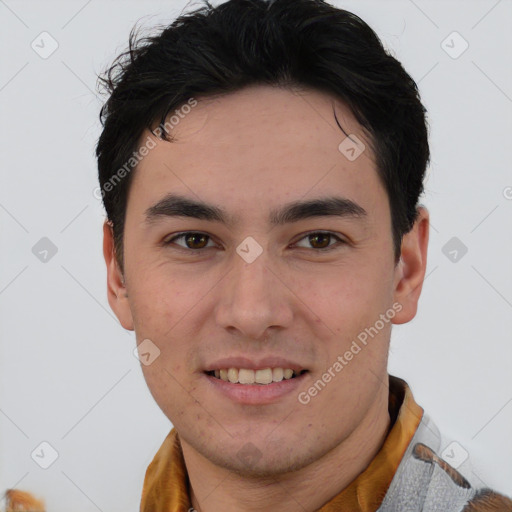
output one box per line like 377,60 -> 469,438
94,0 -> 511,511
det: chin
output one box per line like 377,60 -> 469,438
220,452 -> 312,479
202,435 -> 317,478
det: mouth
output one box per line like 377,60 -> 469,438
205,368 -> 309,385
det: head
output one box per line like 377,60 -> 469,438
98,0 -> 429,476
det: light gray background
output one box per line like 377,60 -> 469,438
1,0 -> 511,511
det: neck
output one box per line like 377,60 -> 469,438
181,384 -> 391,512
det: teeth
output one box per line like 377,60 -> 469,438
212,367 -> 302,384
227,368 -> 239,383
238,368 -> 255,384
255,368 -> 273,384
272,368 -> 284,382
283,368 -> 293,379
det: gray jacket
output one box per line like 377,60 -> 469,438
377,414 -> 512,511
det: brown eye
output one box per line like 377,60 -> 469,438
184,233 -> 209,249
293,231 -> 345,251
165,232 -> 213,250
308,233 -> 331,249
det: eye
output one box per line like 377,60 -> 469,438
164,232 -> 216,250
293,231 -> 345,251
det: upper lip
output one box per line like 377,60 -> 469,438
204,356 -> 307,372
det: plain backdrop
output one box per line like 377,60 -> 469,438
1,0 -> 511,510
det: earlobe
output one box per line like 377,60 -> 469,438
391,207 -> 430,325
102,220 -> 135,331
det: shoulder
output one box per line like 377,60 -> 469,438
378,413 -> 512,512
411,443 -> 512,511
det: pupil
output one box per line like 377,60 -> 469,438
187,233 -> 207,249
310,233 -> 330,248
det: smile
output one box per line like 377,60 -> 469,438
206,368 -> 308,385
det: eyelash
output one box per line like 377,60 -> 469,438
163,231 -> 346,252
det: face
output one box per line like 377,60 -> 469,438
104,85 -> 428,476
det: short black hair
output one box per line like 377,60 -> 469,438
96,0 -> 429,273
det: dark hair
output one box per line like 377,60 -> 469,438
96,0 -> 429,273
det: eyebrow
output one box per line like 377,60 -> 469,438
144,193 -> 367,226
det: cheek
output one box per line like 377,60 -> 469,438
296,263 -> 392,332
131,277 -> 197,416
294,259 -> 394,382
129,275 -> 201,391
140,362 -> 193,427
128,269 -> 202,336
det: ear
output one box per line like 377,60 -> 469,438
103,220 -> 134,331
391,206 -> 429,325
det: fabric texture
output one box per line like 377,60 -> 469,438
140,375 -> 512,511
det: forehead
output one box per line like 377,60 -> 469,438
128,85 -> 385,219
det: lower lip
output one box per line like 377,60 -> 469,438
204,372 -> 309,405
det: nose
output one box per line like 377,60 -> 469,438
214,251 -> 294,341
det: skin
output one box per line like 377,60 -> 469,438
103,84 -> 429,511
